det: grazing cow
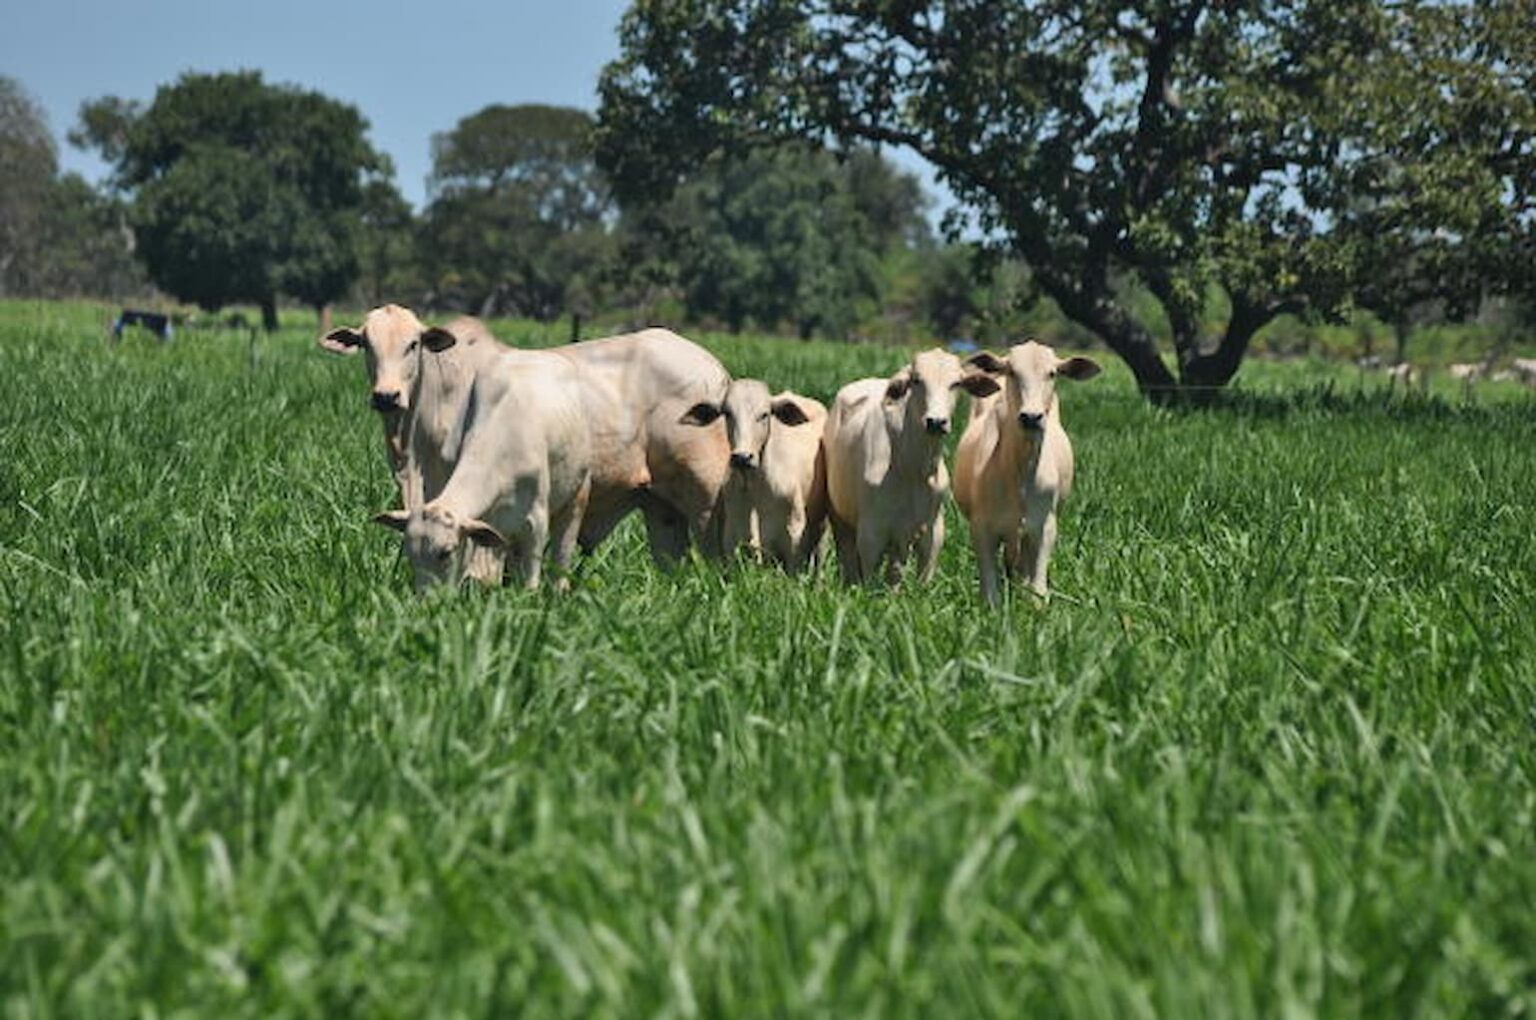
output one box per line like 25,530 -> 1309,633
954,343 -> 1101,604
685,380 -> 828,572
1448,362 -> 1487,382
1510,358 -> 1536,388
373,348 -> 591,591
1384,362 -> 1422,391
321,307 -> 730,567
823,348 -> 996,583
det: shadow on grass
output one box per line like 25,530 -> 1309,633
1155,380 -> 1535,426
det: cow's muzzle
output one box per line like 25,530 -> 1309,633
730,451 -> 757,470
1018,412 -> 1045,432
372,389 -> 402,412
924,417 -> 950,435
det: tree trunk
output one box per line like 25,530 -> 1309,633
1179,296 -> 1275,397
1393,320 -> 1410,365
318,304 -> 333,335
570,313 -> 581,344
260,296 -> 279,332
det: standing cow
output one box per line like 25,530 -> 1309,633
684,380 -> 828,572
320,306 -> 502,509
320,308 -> 730,568
823,348 -> 997,583
953,342 -> 1100,604
373,347 -> 591,591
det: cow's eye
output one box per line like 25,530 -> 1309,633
405,340 -> 418,354
758,412 -> 770,422
1048,369 -> 1057,379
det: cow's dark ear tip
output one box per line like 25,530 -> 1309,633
679,401 -> 720,426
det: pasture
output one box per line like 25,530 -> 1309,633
2,300 -> 1534,1016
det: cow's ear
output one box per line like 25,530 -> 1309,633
421,327 -> 458,353
372,509 -> 409,532
770,395 -> 812,426
319,328 -> 363,355
1058,356 -> 1102,381
965,351 -> 1006,374
461,519 -> 507,549
959,371 -> 1002,398
679,401 -> 721,426
884,368 -> 912,401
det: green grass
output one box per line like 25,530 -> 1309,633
2,300 -> 1535,1017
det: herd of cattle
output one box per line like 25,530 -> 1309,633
320,305 -> 1101,604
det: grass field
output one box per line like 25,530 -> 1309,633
2,300 -> 1535,1017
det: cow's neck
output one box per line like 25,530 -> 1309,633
893,409 -> 944,482
994,402 -> 1044,467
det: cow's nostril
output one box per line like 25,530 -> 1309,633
372,390 -> 401,412
924,417 -> 949,435
730,451 -> 755,469
1018,412 -> 1044,431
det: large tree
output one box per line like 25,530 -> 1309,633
596,0 -> 1536,399
421,104 -> 612,320
76,71 -> 393,329
0,76 -> 58,296
626,146 -> 925,337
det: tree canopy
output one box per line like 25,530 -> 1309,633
0,76 -> 59,295
76,71 -> 393,328
624,146 -> 928,337
596,0 -> 1536,398
420,104 -> 612,320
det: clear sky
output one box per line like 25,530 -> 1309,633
2,0 -> 637,207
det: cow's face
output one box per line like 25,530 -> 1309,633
681,380 -> 816,471
885,348 -> 999,439
319,305 -> 456,415
967,342 -> 1100,432
373,505 -> 506,591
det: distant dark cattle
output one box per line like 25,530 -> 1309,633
112,310 -> 173,342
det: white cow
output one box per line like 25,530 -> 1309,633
1510,358 -> 1536,388
321,308 -> 730,567
320,307 -> 504,509
823,348 -> 997,584
684,380 -> 828,572
372,346 -> 590,591
953,342 -> 1100,604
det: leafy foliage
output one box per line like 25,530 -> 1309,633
597,0 -> 1536,398
77,71 -> 394,328
0,76 -> 60,295
622,147 -> 929,338
420,104 -> 612,320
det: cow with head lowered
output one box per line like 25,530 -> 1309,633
320,306 -> 731,577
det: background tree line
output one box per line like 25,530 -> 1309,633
1,0 -> 1533,400
1,70 -> 994,343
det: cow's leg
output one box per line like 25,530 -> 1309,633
1020,496 -> 1058,598
857,524 -> 888,587
973,528 -> 1003,606
1002,531 -> 1024,580
915,514 -> 945,584
517,504 -> 549,590
642,495 -> 691,568
832,517 -> 860,583
548,478 -> 590,592
719,488 -> 753,562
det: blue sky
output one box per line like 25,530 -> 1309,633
3,0 -> 635,207
4,0 -> 948,217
